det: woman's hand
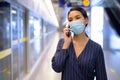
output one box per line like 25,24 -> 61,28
62,27 -> 72,49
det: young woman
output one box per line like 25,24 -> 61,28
52,7 -> 107,80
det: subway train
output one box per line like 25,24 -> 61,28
0,0 -> 58,80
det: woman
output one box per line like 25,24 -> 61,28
52,7 -> 107,80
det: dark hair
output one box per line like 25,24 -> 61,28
68,7 -> 88,26
68,7 -> 88,19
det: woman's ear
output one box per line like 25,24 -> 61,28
84,18 -> 88,26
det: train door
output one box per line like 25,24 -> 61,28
0,2 -> 11,80
18,8 -> 26,80
27,13 -> 42,71
11,7 -> 19,80
11,5 -> 26,80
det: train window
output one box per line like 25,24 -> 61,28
11,8 -> 18,41
29,16 -> 34,39
0,2 -> 10,51
19,11 -> 25,39
34,18 -> 40,38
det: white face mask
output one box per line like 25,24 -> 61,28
69,20 -> 85,35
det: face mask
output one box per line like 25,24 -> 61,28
69,20 -> 85,35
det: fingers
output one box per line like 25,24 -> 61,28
63,27 -> 70,33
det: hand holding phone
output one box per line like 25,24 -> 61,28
66,30 -> 71,37
66,23 -> 71,37
62,24 -> 72,49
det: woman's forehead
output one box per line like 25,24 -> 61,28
68,10 -> 83,17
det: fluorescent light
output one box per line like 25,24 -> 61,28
44,0 -> 59,27
12,10 -> 17,14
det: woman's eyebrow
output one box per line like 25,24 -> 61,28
68,17 -> 72,20
75,15 -> 81,17
68,15 -> 80,19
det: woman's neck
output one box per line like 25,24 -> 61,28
72,32 -> 89,43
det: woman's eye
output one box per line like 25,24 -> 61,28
68,19 -> 72,22
76,17 -> 81,19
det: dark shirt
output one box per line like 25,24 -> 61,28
52,39 -> 108,80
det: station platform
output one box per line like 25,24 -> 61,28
24,32 -> 61,80
0,1 -> 120,80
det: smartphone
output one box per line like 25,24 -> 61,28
66,23 -> 71,37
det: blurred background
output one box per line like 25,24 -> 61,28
0,0 -> 120,80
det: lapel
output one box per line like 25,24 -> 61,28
68,42 -> 84,78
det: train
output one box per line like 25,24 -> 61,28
0,0 -> 58,80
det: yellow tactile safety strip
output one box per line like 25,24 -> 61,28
20,37 -> 28,42
0,49 -> 11,59
12,37 -> 28,45
2,68 -> 11,75
0,37 -> 28,59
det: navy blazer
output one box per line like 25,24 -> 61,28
52,39 -> 107,80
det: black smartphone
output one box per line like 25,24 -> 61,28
66,31 -> 71,37
66,24 -> 71,37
